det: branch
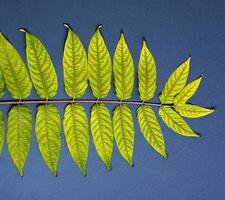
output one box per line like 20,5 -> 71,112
0,98 -> 174,107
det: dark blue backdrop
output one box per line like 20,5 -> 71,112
0,0 -> 224,199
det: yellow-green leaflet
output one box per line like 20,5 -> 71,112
113,104 -> 134,166
175,104 -> 214,118
21,29 -> 58,99
0,110 -> 4,156
91,103 -> 113,170
0,33 -> 32,99
35,104 -> 61,176
138,40 -> 156,101
88,26 -> 112,98
7,105 -> 32,176
0,69 -> 4,97
159,56 -> 190,104
113,33 -> 134,100
174,75 -> 202,105
137,105 -> 167,157
63,103 -> 89,176
159,106 -> 199,137
63,24 -> 88,98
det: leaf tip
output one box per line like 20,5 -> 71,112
107,164 -> 112,172
195,132 -> 201,138
96,24 -> 102,30
18,28 -> 27,33
163,151 -> 168,158
142,37 -> 147,46
63,23 -> 71,29
130,162 -> 134,167
19,172 -> 24,177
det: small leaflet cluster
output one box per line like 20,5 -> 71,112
0,24 -> 214,176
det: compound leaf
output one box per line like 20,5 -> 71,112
7,105 -> 32,176
0,69 -> 4,97
175,104 -> 214,118
88,26 -> 112,98
20,29 -> 58,99
137,105 -> 167,157
0,110 -> 4,156
63,24 -> 88,99
174,75 -> 202,105
91,103 -> 113,170
138,40 -> 156,101
159,56 -> 190,104
0,33 -> 32,99
63,103 -> 89,176
113,32 -> 134,100
159,106 -> 199,137
35,104 -> 61,176
113,104 -> 134,166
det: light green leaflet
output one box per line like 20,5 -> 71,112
159,106 -> 199,137
174,75 -> 202,105
138,40 -> 156,101
174,104 -> 214,118
0,110 -> 4,156
88,26 -> 112,98
0,33 -> 32,99
159,56 -> 190,104
35,104 -> 61,176
0,69 -> 4,97
63,24 -> 88,99
137,105 -> 167,157
113,104 -> 134,166
20,29 -> 58,99
63,103 -> 89,176
91,103 -> 113,170
113,33 -> 134,100
7,105 -> 32,176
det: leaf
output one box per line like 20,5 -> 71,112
91,103 -> 113,170
88,26 -> 112,98
63,24 -> 88,99
35,104 -> 61,176
174,75 -> 203,105
63,103 -> 89,176
113,32 -> 134,100
113,104 -> 134,166
7,105 -> 32,176
20,29 -> 58,99
138,39 -> 156,101
175,104 -> 214,118
0,110 -> 4,156
0,69 -> 4,97
0,33 -> 32,99
159,106 -> 199,137
137,105 -> 167,157
159,56 -> 190,104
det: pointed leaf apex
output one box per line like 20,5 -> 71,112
82,172 -> 87,177
19,169 -> 24,177
142,37 -> 147,47
96,24 -> 102,30
54,171 -> 58,177
120,31 -> 125,40
129,160 -> 134,167
163,151 -> 168,158
18,28 -> 27,33
63,23 -> 71,29
107,164 -> 112,171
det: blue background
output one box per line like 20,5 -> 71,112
0,0 -> 224,199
